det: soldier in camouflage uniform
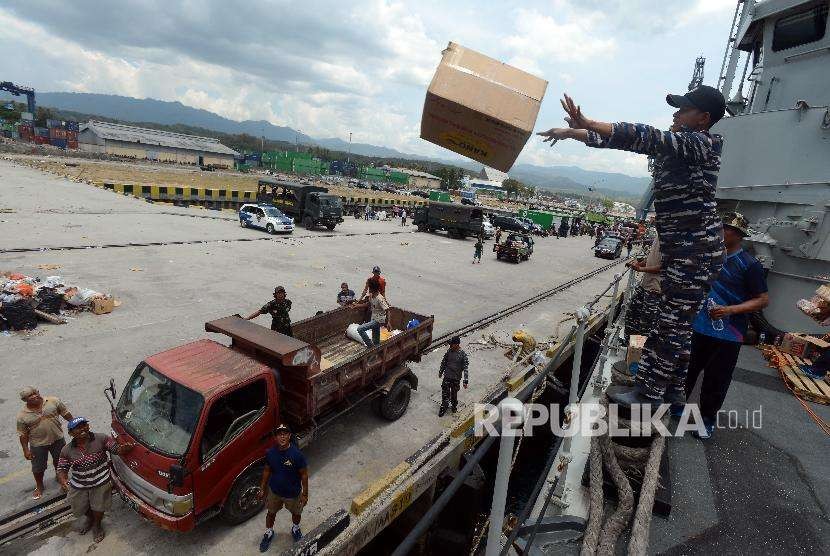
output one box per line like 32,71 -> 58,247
624,235 -> 663,341
539,86 -> 726,406
246,285 -> 293,337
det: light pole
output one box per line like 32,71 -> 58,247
348,131 -> 352,164
296,129 -> 302,152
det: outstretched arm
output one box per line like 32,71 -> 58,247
538,94 -> 719,163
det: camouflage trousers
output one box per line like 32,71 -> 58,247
624,285 -> 661,340
635,249 -> 723,401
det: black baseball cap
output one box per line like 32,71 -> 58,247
450,336 -> 461,345
666,85 -> 726,125
275,423 -> 291,434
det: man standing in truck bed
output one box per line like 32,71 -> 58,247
258,424 -> 308,550
539,87 -> 726,408
246,286 -> 293,337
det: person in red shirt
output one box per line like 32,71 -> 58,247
360,266 -> 387,299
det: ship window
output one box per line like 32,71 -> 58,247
772,4 -> 828,51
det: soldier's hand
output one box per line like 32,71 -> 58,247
561,94 -> 591,129
537,128 -> 572,145
23,448 -> 32,461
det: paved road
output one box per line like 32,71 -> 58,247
0,159 -> 621,554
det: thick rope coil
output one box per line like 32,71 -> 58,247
579,395 -> 665,556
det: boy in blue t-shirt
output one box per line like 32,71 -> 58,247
679,213 -> 769,438
257,424 -> 308,551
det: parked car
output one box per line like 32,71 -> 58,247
516,217 -> 544,235
490,214 -> 531,233
239,204 -> 295,234
411,190 -> 430,198
460,198 -> 476,206
594,237 -> 623,259
481,220 -> 495,239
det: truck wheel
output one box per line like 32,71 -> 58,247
417,224 -> 427,232
266,223 -> 275,234
222,464 -> 265,525
326,223 -> 336,231
303,216 -> 314,229
380,380 -> 411,421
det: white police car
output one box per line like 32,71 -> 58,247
239,204 -> 295,234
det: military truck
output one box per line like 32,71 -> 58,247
495,233 -> 534,263
257,178 -> 344,230
413,201 -> 485,239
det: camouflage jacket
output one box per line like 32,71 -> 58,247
586,123 -> 724,257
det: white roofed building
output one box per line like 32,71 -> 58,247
78,120 -> 238,168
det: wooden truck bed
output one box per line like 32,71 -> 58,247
206,304 -> 434,428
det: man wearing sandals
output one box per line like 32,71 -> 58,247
57,417 -> 135,543
16,386 -> 73,500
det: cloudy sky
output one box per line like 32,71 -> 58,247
0,0 -> 737,176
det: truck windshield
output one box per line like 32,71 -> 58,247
116,363 -> 204,458
319,196 -> 341,207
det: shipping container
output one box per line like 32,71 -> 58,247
50,138 -> 67,149
65,121 -> 80,132
20,111 -> 34,121
65,130 -> 78,140
46,119 -> 63,129
67,140 -> 79,150
35,127 -> 49,137
34,136 -> 50,145
49,128 -> 67,139
518,209 -> 556,230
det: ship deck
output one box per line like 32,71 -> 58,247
650,345 -> 830,553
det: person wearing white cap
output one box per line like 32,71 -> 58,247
16,386 -> 73,500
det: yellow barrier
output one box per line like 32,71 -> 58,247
350,462 -> 410,515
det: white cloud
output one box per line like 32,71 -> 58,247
504,8 -> 616,73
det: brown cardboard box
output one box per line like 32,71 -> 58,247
780,333 -> 829,360
626,335 -> 647,370
421,42 -> 548,172
91,296 -> 115,315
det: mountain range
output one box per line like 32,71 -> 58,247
5,91 -> 651,198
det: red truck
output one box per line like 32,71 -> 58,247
106,304 -> 433,532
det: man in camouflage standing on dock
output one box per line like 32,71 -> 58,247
538,86 -> 726,408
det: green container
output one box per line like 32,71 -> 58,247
519,210 -> 555,230
429,191 -> 451,202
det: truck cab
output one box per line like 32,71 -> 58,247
110,339 -> 279,531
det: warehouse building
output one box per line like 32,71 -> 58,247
389,167 -> 442,189
78,120 -> 238,168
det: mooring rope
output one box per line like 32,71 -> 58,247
580,378 -> 666,555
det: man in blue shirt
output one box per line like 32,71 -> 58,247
257,424 -> 309,550
680,212 -> 769,438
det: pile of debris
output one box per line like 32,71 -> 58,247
0,272 -> 118,332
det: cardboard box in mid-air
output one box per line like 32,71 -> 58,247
421,42 -> 548,172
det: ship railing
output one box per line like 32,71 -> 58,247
392,267 -> 635,556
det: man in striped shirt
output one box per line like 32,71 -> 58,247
57,417 -> 134,543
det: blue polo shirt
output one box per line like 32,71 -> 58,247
693,249 -> 767,343
265,444 -> 307,498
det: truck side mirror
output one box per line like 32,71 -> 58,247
169,464 -> 186,488
105,378 -> 117,411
